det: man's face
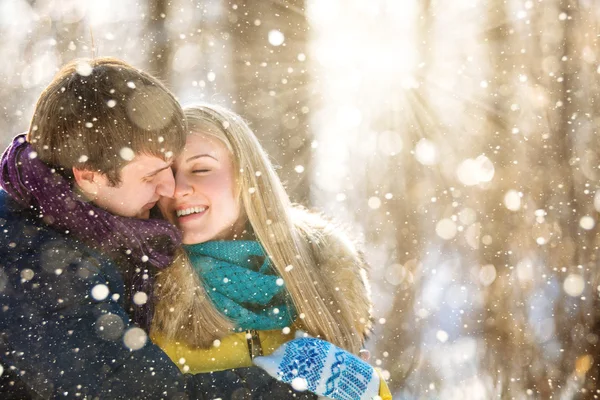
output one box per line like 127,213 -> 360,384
92,155 -> 175,219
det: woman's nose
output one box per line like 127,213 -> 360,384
173,174 -> 193,198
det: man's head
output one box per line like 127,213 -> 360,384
27,57 -> 186,218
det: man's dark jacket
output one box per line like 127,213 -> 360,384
0,191 -> 314,399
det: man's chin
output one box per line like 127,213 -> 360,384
136,210 -> 151,220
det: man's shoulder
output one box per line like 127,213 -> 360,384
0,190 -> 126,318
0,190 -> 113,270
0,189 -> 27,222
0,190 -> 63,250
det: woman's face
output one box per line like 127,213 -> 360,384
158,133 -> 245,244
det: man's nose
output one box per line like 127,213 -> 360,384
155,168 -> 176,198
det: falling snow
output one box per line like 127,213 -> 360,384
123,327 -> 147,350
133,291 -> 148,305
91,284 -> 109,301
563,274 -> 585,297
75,61 -> 93,77
290,377 -> 308,392
268,30 -> 285,46
1,1 -> 599,398
119,147 -> 135,161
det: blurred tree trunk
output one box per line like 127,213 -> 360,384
145,0 -> 171,82
548,1 -> 587,396
526,0 -> 597,396
13,3 -> 83,135
227,0 -> 312,203
477,0 -> 539,396
477,0 -> 600,397
554,0 -> 600,396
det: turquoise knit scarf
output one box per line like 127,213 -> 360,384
183,241 -> 297,331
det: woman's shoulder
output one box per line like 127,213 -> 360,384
290,205 -> 364,267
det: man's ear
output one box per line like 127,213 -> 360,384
72,167 -> 99,197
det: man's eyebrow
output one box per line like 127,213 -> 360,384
145,163 -> 172,177
185,154 -> 218,163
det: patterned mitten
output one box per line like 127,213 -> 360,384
253,334 -> 380,400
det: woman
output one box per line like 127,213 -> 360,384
151,104 -> 390,399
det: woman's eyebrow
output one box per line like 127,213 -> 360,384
185,154 -> 218,163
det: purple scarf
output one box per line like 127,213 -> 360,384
0,134 -> 181,330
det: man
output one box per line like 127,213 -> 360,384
0,57 -> 314,399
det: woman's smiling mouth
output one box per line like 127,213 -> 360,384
176,206 -> 207,218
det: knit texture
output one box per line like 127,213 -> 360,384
184,241 -> 296,331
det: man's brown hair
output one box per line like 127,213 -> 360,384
27,57 -> 186,185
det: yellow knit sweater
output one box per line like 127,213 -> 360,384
151,328 -> 294,373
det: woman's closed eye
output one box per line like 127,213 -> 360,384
192,168 -> 211,174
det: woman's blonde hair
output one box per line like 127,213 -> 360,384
152,103 -> 364,353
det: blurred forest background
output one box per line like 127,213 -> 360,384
2,0 -> 600,398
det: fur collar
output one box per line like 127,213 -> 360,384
291,206 -> 373,340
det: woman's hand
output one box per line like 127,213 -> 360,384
253,332 -> 381,400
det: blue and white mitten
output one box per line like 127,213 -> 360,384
253,333 -> 380,400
